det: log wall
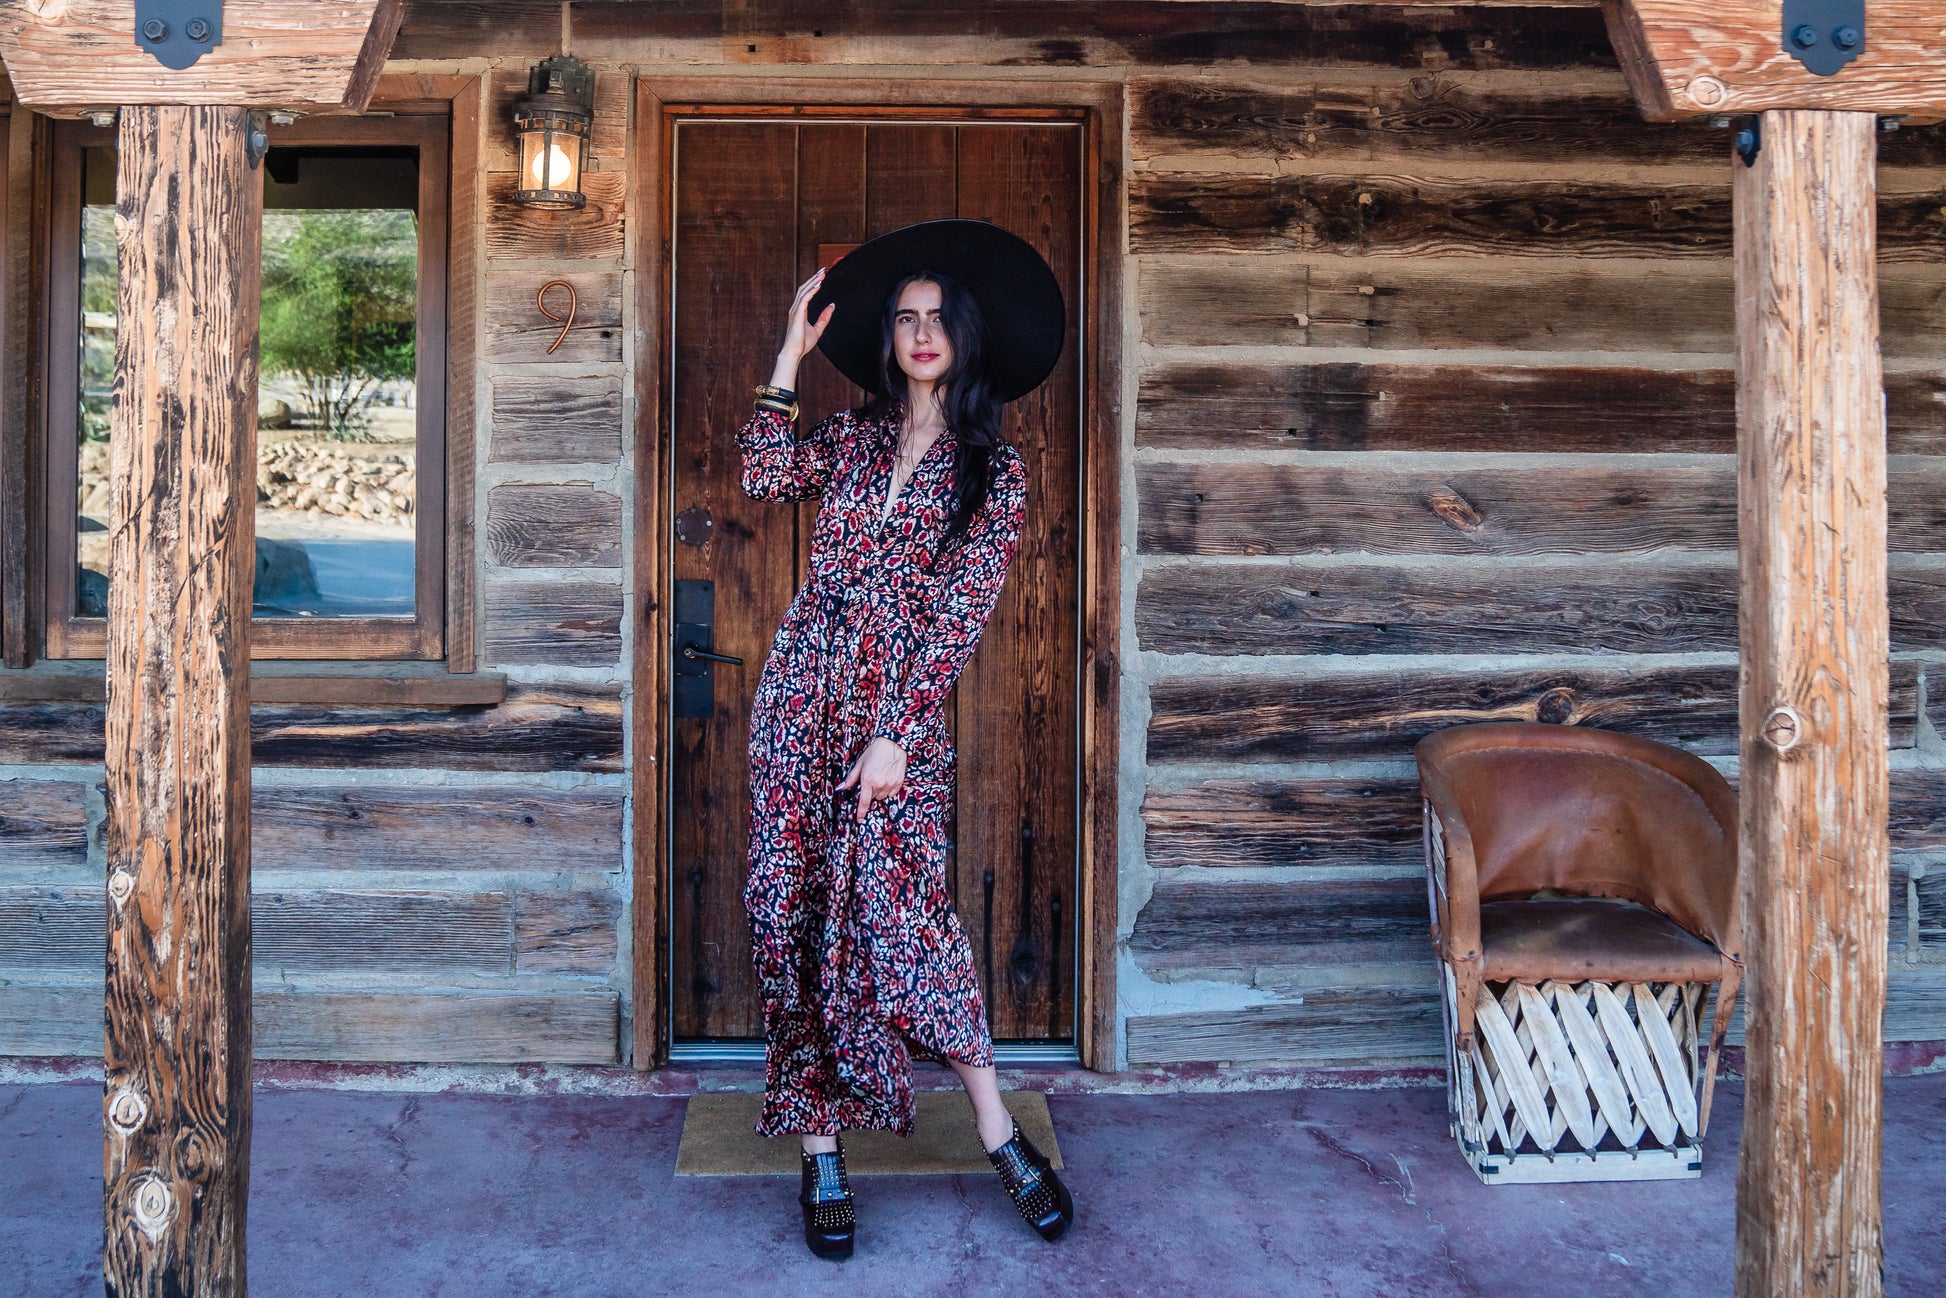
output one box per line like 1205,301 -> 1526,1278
1120,29 -> 1946,1068
3,2 -> 1946,1073
0,67 -> 632,1067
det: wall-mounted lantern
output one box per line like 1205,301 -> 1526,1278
512,54 -> 595,210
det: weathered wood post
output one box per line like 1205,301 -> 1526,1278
0,6 -> 405,1293
1604,4 -> 1946,1293
1732,106 -> 1888,1297
100,103 -> 264,1294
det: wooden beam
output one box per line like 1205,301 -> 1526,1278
101,105 -> 262,1298
0,0 -> 403,113
1733,109 -> 1889,1298
1607,1 -> 1946,120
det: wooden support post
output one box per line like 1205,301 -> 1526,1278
1733,109 -> 1889,1298
102,105 -> 262,1298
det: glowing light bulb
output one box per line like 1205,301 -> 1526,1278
529,141 -> 575,190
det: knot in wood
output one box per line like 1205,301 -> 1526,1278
1762,706 -> 1803,753
107,869 -> 135,909
129,1175 -> 176,1240
1536,688 -> 1576,725
107,1087 -> 147,1134
1425,486 -> 1484,533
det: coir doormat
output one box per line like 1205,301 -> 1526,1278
675,1090 -> 1062,1176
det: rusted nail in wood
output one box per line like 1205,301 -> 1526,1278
1762,706 -> 1804,753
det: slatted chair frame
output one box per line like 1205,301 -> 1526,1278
1419,724 -> 1743,1185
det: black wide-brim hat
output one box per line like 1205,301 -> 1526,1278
808,219 -> 1065,403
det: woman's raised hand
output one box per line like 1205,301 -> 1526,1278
836,736 -> 907,823
780,268 -> 836,364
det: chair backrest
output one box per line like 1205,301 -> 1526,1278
1416,723 -> 1740,958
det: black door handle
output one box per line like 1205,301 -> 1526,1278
681,644 -> 744,666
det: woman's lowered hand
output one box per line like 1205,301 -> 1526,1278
837,737 -> 907,823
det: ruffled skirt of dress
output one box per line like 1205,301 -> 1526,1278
743,585 -> 994,1138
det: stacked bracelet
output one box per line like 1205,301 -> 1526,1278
754,383 -> 799,421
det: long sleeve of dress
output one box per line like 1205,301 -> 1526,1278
873,448 -> 1028,750
738,407 -> 845,502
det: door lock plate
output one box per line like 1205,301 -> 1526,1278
674,579 -> 720,719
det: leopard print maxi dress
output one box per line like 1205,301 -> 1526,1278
738,405 -> 1027,1138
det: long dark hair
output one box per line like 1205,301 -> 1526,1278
861,271 -> 1003,544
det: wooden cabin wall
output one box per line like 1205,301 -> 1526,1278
0,72 -> 633,1066
1118,36 -> 1946,1067
5,2 -> 1946,1072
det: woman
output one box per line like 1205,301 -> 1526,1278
736,220 -> 1074,1260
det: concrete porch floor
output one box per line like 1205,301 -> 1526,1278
6,1074 -> 1945,1297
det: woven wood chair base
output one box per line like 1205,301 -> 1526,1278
1443,971 -> 1718,1185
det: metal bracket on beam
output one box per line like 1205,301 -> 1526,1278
135,0 -> 224,71
1781,0 -> 1865,78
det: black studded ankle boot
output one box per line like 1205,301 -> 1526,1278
986,1119 -> 1074,1242
799,1140 -> 855,1260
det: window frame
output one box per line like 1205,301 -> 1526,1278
41,111 -> 452,661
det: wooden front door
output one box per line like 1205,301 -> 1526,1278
665,115 -> 1083,1045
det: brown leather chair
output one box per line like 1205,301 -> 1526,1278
1416,722 -> 1742,1182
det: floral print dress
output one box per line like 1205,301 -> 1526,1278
738,405 -> 1027,1138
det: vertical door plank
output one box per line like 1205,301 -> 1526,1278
670,122 -> 800,1039
954,123 -> 1084,1041
102,106 -> 262,1297
1733,109 -> 1889,1298
794,124 -> 867,586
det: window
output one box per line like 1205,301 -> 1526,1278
42,113 -> 450,659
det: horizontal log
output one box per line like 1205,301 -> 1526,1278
483,271 -> 623,365
1131,75 -> 1725,167
0,984 -> 622,1063
1135,362 -> 1946,455
490,376 -> 624,464
0,685 -> 626,771
1137,259 -> 1946,358
1131,76 -> 1946,168
486,485 -> 625,569
398,3 -> 1621,71
0,888 -> 517,974
515,889 -> 622,975
1146,769 -> 1946,876
484,172 -> 628,262
1130,877 -> 1428,980
1893,771 -> 1946,859
253,784 -> 624,872
483,580 -> 625,667
1129,971 -> 1946,1063
1147,662 -> 1923,762
0,669 -> 508,708
1137,462 -> 1946,556
1126,987 -> 1444,1066
1917,873 -> 1945,954
1136,560 -> 1946,656
0,779 -> 91,871
1143,778 -> 1422,871
1130,172 -> 1946,260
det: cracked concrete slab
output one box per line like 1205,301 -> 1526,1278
4,1077 -> 1944,1296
